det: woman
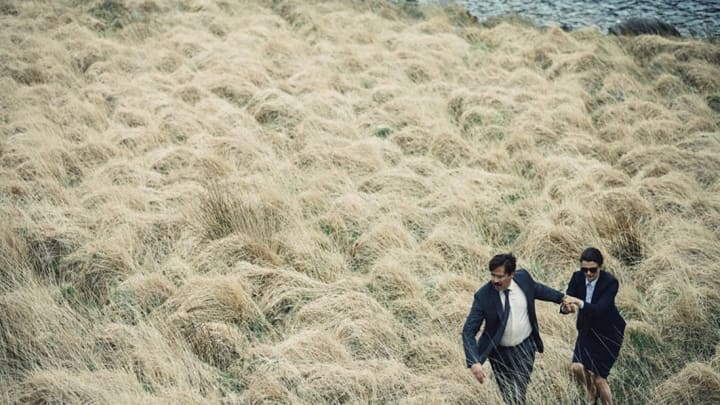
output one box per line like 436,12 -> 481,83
561,247 -> 626,405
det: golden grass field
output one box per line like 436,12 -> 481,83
1,0 -> 720,403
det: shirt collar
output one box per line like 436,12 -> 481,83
585,277 -> 598,288
501,279 -> 519,295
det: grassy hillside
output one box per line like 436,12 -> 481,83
1,0 -> 720,403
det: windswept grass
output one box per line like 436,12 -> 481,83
1,0 -> 719,403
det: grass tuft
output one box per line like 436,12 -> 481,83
1,0 -> 719,402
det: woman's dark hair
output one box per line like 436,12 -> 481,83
580,247 -> 604,267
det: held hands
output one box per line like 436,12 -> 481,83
563,295 -> 582,306
470,363 -> 486,384
561,295 -> 582,313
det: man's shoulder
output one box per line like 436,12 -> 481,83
475,282 -> 493,297
514,269 -> 532,282
476,282 -> 492,293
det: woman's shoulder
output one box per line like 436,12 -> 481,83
601,269 -> 619,282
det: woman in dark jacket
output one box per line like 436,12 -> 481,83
561,247 -> 626,405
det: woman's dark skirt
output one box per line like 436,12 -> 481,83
572,329 -> 624,379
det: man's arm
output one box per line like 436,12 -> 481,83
461,294 -> 486,368
560,272 -> 580,314
533,280 -> 565,303
462,294 -> 488,384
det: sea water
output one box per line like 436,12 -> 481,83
405,0 -> 720,37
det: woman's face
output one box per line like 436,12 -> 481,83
580,260 -> 601,282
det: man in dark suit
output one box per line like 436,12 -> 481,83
561,247 -> 626,405
462,253 -> 566,405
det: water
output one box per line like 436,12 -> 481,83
411,0 -> 720,38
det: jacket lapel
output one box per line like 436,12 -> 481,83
515,271 -> 536,324
592,271 -> 607,299
479,285 -> 505,361
578,272 -> 588,302
515,272 -> 531,300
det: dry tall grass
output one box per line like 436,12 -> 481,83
1,0 -> 719,403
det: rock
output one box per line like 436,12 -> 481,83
608,17 -> 681,37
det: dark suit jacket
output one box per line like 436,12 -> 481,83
563,270 -> 626,337
462,269 -> 565,367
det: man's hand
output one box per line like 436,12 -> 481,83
561,302 -> 578,313
562,295 -> 582,307
560,295 -> 581,314
470,363 -> 486,384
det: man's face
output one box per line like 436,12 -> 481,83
580,260 -> 600,282
490,265 -> 514,292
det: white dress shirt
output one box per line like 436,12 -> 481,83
579,278 -> 598,309
499,280 -> 532,347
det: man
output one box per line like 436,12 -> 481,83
462,253 -> 566,404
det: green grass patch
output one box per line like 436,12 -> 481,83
219,371 -> 244,397
60,284 -> 97,313
707,94 -> 720,112
525,261 -> 553,284
374,127 -> 392,139
502,193 -> 521,205
400,3 -> 425,20
90,0 -> 130,30
500,222 -> 521,245
0,2 -> 18,16
613,326 -> 673,403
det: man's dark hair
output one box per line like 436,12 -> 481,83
580,247 -> 604,267
488,253 -> 516,274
